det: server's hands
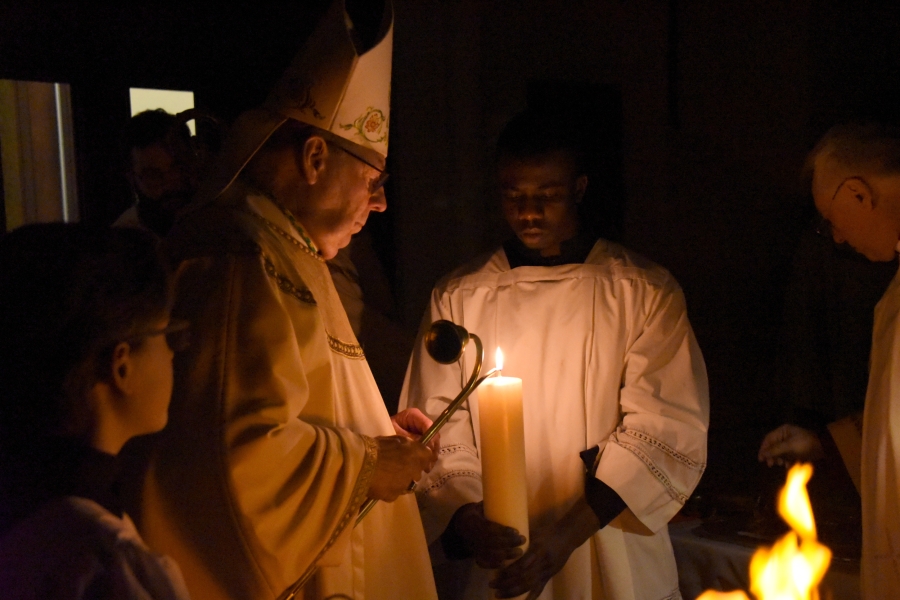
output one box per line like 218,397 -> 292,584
392,407 -> 440,460
450,502 -> 526,569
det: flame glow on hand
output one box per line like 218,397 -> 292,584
696,463 -> 831,600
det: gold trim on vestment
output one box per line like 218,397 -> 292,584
245,207 -> 324,262
327,335 -> 365,360
261,254 -> 317,306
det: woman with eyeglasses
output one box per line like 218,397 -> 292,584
0,223 -> 191,599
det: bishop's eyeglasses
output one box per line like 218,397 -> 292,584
332,143 -> 390,193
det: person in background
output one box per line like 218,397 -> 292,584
758,121 -> 900,598
400,110 -> 709,600
114,109 -> 198,237
0,223 -> 191,599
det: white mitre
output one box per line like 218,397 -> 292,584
197,0 -> 393,203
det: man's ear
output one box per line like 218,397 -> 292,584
574,174 -> 588,204
846,177 -> 876,209
300,136 -> 329,185
110,342 -> 134,396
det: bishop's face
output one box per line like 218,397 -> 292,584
298,144 -> 387,260
498,151 -> 585,257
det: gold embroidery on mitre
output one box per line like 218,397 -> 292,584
327,334 -> 365,359
262,254 -> 317,306
339,106 -> 388,144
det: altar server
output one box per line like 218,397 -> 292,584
401,110 -> 710,600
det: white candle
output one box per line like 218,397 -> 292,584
478,348 -> 529,552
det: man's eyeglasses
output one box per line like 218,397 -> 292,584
332,143 -> 389,193
815,175 -> 871,240
127,318 -> 191,351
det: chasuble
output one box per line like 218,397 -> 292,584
134,181 -> 437,600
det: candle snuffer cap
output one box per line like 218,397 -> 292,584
425,320 -> 470,364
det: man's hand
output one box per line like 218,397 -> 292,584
451,502 -> 526,569
491,496 -> 600,599
490,528 -> 571,599
758,424 -> 825,467
368,435 -> 435,502
392,407 -> 440,461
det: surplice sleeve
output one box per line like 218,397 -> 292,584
593,273 -> 710,533
173,250 -> 376,586
399,285 -> 484,544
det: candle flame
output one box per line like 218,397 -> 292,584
495,347 -> 504,371
697,464 -> 831,600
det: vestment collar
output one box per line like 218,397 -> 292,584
503,229 -> 596,269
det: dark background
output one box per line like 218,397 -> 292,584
3,0 -> 900,502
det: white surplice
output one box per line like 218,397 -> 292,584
135,182 -> 437,600
861,264 -> 900,598
401,239 -> 709,600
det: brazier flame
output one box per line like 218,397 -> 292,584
697,463 -> 831,600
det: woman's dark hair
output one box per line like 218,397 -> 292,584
0,223 -> 171,447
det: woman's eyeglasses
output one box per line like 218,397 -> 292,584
128,319 -> 191,351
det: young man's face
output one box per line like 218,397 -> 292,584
498,150 -> 586,257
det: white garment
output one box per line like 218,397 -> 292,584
861,263 -> 900,598
0,496 -> 191,600
401,240 -> 709,600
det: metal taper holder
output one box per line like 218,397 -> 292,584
277,320 -> 496,600
354,319 -> 499,526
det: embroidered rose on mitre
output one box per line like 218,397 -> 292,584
340,107 -> 388,144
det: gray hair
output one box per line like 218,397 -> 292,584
807,121 -> 900,177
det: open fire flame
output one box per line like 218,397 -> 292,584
697,463 -> 832,600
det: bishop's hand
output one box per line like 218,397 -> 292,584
368,435 -> 435,502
